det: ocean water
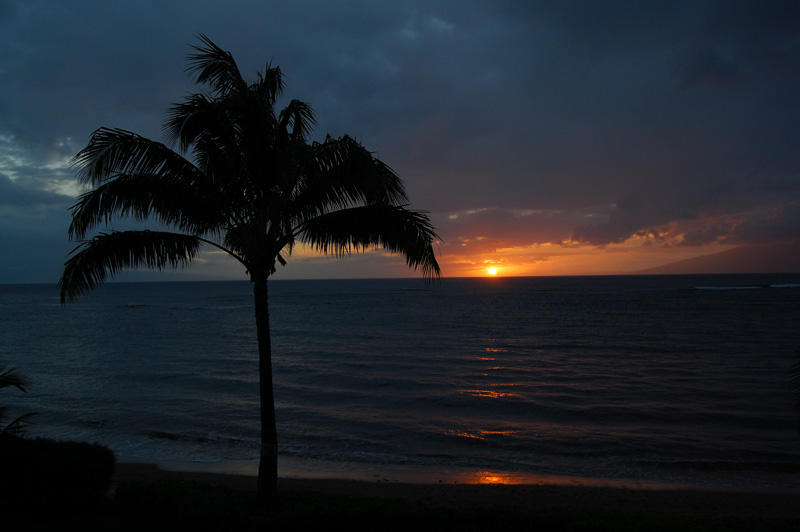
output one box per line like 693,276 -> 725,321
2,274 -> 800,488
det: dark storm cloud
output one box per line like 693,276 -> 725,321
673,1 -> 800,88
0,171 -> 73,283
0,0 -> 798,281
0,171 -> 70,207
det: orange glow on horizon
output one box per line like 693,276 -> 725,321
437,239 -> 743,278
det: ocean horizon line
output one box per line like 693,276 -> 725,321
4,270 -> 800,288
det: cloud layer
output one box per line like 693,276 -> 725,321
1,0 -> 798,281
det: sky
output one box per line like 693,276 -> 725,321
1,0 -> 799,283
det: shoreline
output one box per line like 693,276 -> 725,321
117,455 -> 800,492
111,462 -> 800,519
111,459 -> 800,519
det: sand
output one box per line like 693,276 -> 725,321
111,462 -> 800,519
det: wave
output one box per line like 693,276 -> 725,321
145,430 -> 251,447
646,459 -> 800,474
694,286 -> 761,290
166,304 -> 251,311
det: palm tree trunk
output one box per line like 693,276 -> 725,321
253,275 -> 278,504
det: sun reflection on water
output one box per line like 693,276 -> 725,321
458,389 -> 519,398
447,429 -> 517,441
471,471 -> 524,484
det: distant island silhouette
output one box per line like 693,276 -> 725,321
633,241 -> 800,275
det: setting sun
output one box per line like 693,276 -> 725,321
487,267 -> 497,275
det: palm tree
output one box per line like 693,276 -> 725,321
58,34 -> 441,504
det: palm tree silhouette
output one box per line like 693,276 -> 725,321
58,34 -> 441,504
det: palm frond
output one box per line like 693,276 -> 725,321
72,128 -> 204,187
253,65 -> 284,109
290,135 -> 409,223
298,205 -> 441,281
1,412 -> 37,437
68,172 -> 227,240
59,231 -> 202,303
278,99 -> 316,142
0,364 -> 35,436
163,84 -> 277,205
186,33 -> 247,95
0,363 -> 29,393
163,92 -> 218,152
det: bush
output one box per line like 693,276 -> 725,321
0,435 -> 115,510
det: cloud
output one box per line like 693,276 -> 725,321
0,0 -> 798,281
0,171 -> 72,207
0,173 -> 73,283
671,1 -> 800,89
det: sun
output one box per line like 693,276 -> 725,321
487,267 -> 498,276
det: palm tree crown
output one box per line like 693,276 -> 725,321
60,34 -> 439,299
59,34 -> 440,504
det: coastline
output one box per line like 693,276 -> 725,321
118,454 -> 800,490
112,459 -> 800,519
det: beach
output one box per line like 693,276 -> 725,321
111,461 -> 800,519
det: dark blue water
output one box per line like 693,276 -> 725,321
2,274 -> 800,488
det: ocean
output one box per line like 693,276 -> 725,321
2,274 -> 800,489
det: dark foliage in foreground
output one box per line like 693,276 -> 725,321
0,436 -> 115,511
14,479 -> 800,532
0,363 -> 37,435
